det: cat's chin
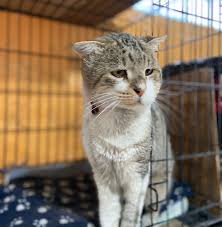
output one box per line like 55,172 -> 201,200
118,101 -> 151,111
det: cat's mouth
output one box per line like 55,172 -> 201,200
117,92 -> 154,107
89,91 -> 144,115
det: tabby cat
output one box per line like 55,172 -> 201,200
73,33 -> 174,227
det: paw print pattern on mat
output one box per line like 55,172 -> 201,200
10,217 -> 24,227
16,198 -> 30,212
37,206 -> 50,214
22,189 -> 36,197
59,215 -> 74,224
3,184 -> 16,193
3,195 -> 16,203
33,218 -> 48,227
0,204 -> 8,214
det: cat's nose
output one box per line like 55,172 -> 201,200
133,88 -> 144,97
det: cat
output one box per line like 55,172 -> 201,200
73,33 -> 174,227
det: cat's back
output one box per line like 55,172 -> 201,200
151,104 -> 174,180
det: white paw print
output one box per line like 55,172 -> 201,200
59,216 -> 74,224
33,218 -> 48,227
0,204 -> 8,214
37,206 -> 49,214
16,198 -> 30,212
60,196 -> 72,205
3,195 -> 15,203
87,223 -> 95,227
23,181 -> 35,188
23,189 -> 36,197
10,217 -> 24,227
4,184 -> 16,193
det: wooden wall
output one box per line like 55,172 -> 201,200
0,10 -> 222,170
0,11 -> 104,169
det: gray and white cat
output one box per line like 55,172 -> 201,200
73,33 -> 174,227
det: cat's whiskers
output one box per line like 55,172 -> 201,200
118,97 -> 133,101
85,96 -> 117,110
93,101 -> 120,126
154,101 -> 177,136
85,93 -> 113,106
90,92 -> 113,100
118,95 -> 133,98
156,96 -> 181,116
85,96 -> 136,118
117,94 -> 134,100
84,97 -> 117,117
158,91 -> 181,96
158,90 -> 183,96
154,99 -> 181,133
111,101 -> 120,110
85,94 -> 133,110
92,100 -> 119,123
155,101 -> 180,122
118,96 -> 136,105
88,98 -> 116,110
118,93 -> 132,96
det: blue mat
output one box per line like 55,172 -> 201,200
0,162 -> 192,227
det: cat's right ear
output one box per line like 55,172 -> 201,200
72,41 -> 105,57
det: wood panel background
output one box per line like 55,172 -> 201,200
0,9 -> 222,170
167,68 -> 222,213
0,11 -> 104,169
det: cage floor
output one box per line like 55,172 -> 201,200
0,161 -> 207,227
1,173 -> 190,227
0,174 -> 97,227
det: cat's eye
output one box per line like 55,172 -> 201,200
111,70 -> 127,78
145,68 -> 154,76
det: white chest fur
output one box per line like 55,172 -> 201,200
82,107 -> 151,162
98,108 -> 151,150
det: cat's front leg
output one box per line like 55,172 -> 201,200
97,184 -> 121,227
120,173 -> 150,227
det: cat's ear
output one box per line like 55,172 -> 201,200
141,35 -> 167,52
73,41 -> 105,57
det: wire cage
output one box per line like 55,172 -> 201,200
0,0 -> 222,226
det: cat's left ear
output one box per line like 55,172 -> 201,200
141,35 -> 167,52
73,41 -> 105,57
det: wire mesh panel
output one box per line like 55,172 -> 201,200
0,11 -> 105,172
120,0 -> 222,226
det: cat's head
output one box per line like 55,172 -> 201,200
73,33 -> 166,110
